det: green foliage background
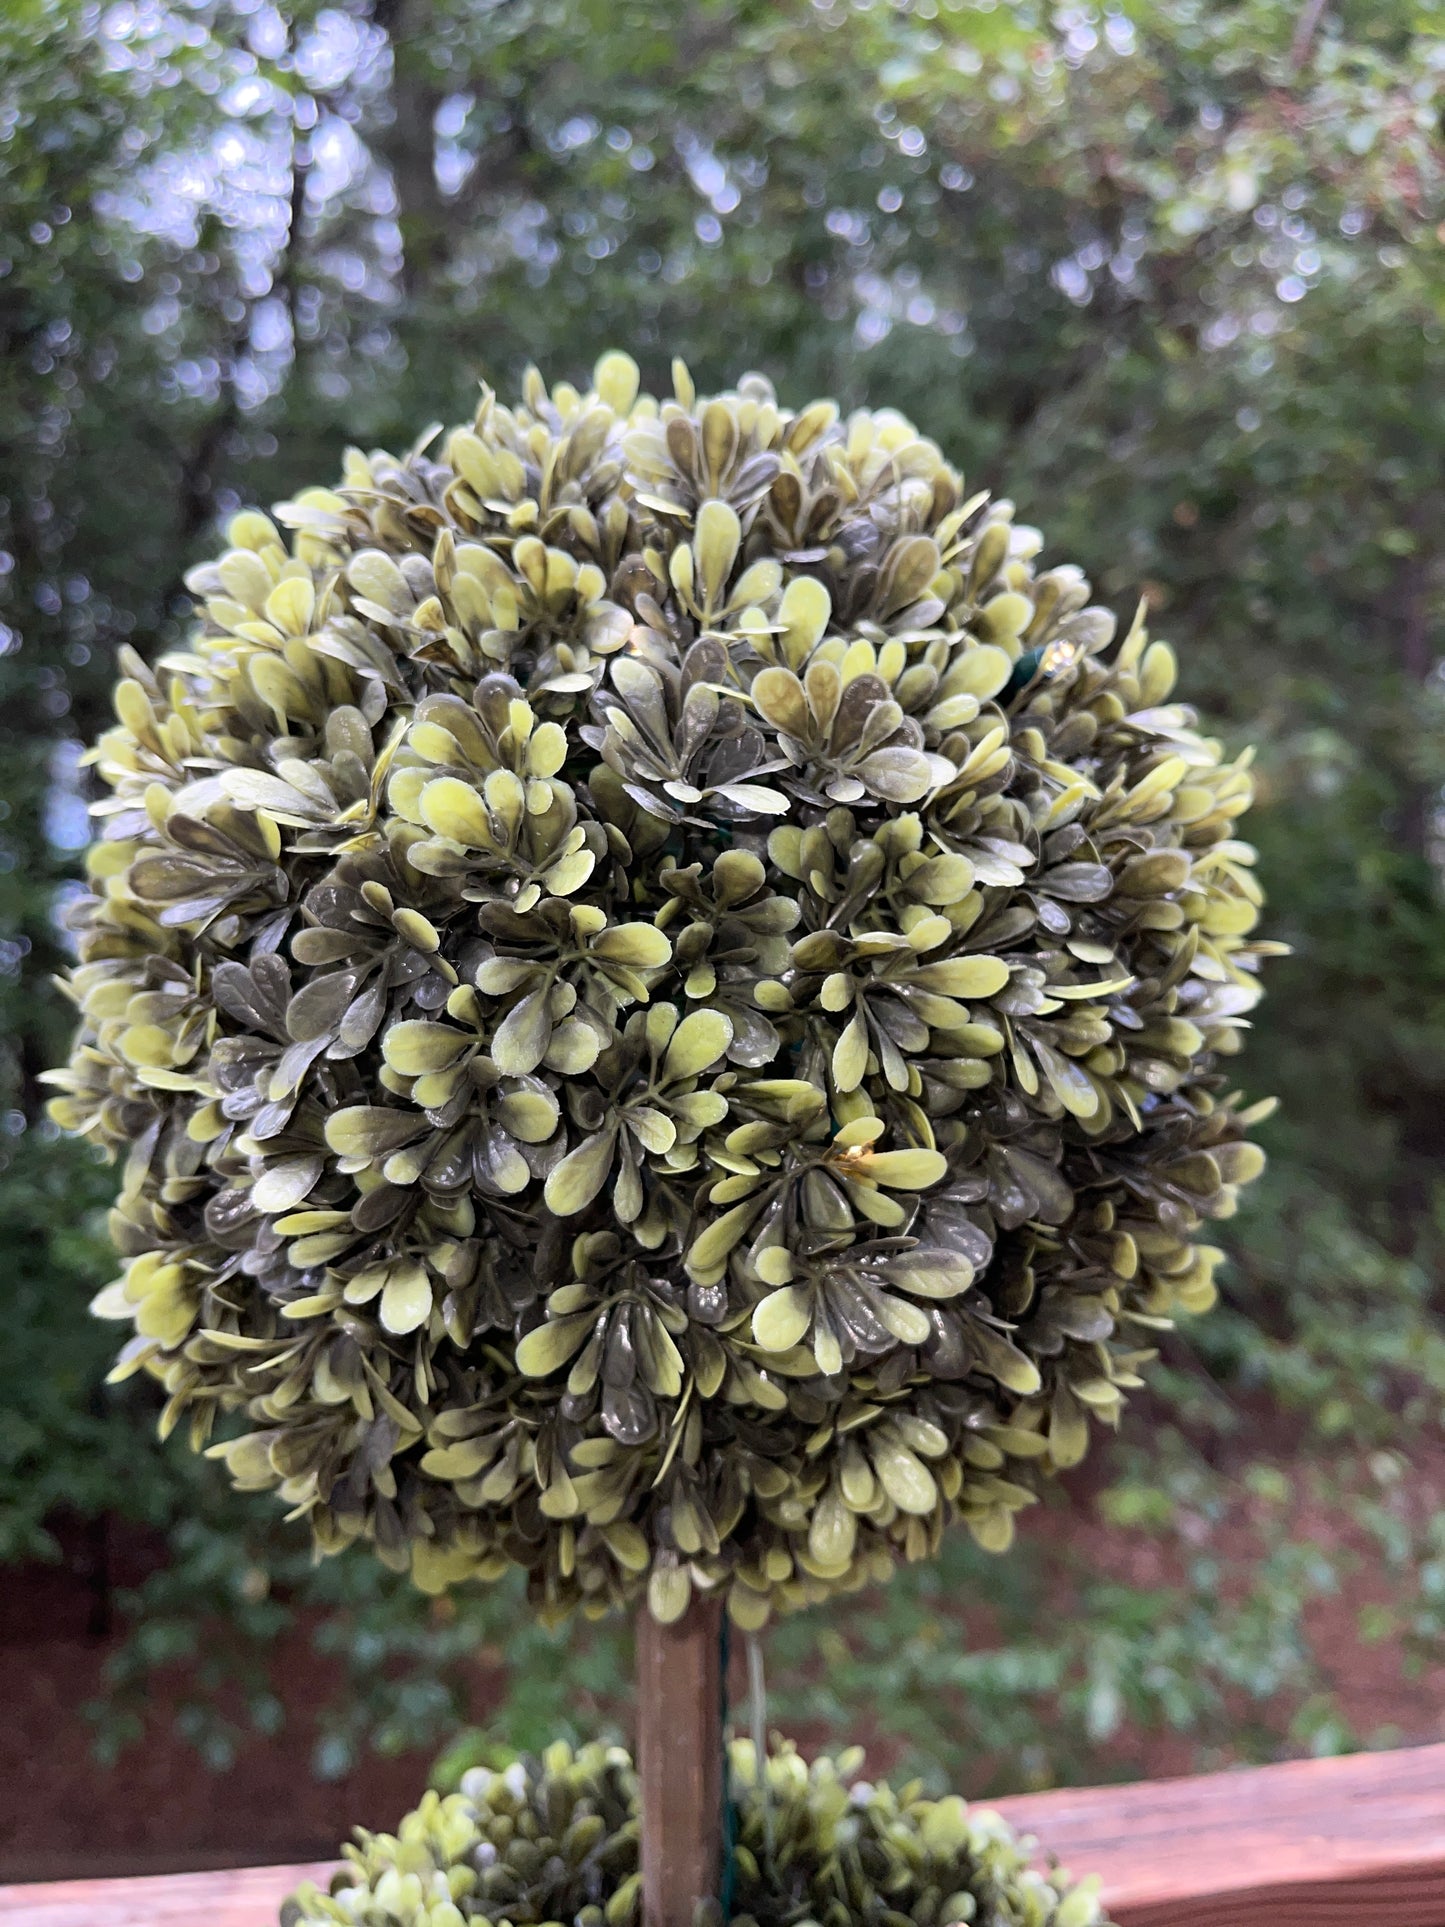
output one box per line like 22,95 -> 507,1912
2,0 -> 1442,1793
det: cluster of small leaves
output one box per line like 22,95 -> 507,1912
283,1738 -> 1109,1927
47,355 -> 1274,1628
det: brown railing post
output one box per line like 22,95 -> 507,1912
636,1593 -> 724,1927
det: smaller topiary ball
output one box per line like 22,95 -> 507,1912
282,1739 -> 1110,1927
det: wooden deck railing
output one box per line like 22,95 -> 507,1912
1,1742 -> 1442,1926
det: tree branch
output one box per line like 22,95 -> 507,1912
1289,0 -> 1328,73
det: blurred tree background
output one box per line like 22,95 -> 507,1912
2,0 -> 1444,1809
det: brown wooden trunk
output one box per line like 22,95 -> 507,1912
636,1593 -> 724,1927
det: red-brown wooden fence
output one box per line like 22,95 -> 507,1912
1,1742 -> 1442,1926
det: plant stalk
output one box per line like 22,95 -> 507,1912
636,1591 -> 725,1927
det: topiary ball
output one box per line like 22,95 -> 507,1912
48,355 -> 1274,1628
282,1739 -> 1111,1927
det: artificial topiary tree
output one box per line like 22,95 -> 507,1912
282,1739 -> 1110,1927
48,354 -> 1271,1924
